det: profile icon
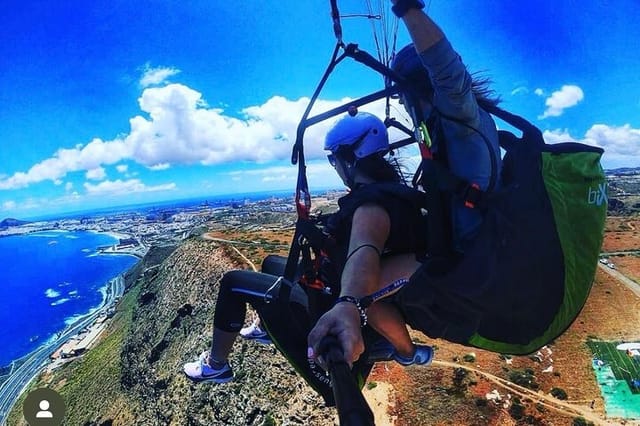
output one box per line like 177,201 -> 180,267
22,388 -> 65,425
36,399 -> 53,418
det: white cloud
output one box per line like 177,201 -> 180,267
542,129 -> 578,144
0,80 -> 392,192
534,88 -> 545,96
2,200 -> 16,211
140,65 -> 181,88
0,137 -> 129,190
262,174 -> 289,183
116,164 -> 128,173
83,179 -> 177,196
148,163 -> 170,171
65,182 -> 73,191
86,167 -> 106,180
543,124 -> 640,168
510,86 -> 529,96
583,124 -> 640,156
539,85 -> 584,119
227,162 -> 343,189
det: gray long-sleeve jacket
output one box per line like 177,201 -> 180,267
419,37 -> 502,250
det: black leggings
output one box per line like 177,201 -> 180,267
213,255 -> 307,332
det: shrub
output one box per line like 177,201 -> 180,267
572,416 -> 593,426
509,402 -> 525,420
262,413 -> 277,426
462,353 -> 476,362
508,369 -> 539,390
551,387 -> 568,400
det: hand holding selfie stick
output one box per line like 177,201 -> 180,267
318,335 -> 375,426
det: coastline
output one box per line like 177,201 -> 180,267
0,272 -> 124,371
0,232 -> 140,370
0,262 -> 139,425
96,230 -> 131,241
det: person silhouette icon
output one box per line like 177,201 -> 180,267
23,387 -> 65,425
35,399 -> 53,418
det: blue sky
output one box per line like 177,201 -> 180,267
1,1 -> 639,219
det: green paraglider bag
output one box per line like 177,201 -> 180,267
398,109 -> 607,355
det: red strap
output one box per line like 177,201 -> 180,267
418,143 -> 432,160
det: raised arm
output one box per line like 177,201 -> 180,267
394,1 -> 480,126
393,2 -> 444,52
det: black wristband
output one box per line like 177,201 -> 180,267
391,0 -> 426,18
334,295 -> 368,327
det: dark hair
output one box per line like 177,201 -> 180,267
391,44 -> 501,109
470,72 -> 502,109
354,155 -> 403,183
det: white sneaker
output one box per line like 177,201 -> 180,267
183,351 -> 233,383
239,320 -> 271,344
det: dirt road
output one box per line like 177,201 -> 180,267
434,360 -> 607,425
598,262 -> 640,297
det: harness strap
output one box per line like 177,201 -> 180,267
360,278 -> 409,308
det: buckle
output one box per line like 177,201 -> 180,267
464,183 -> 482,209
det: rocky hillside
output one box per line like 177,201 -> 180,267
118,236 -> 336,425
9,236 -> 337,425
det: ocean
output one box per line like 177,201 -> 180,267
0,230 -> 138,368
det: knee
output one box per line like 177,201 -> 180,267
221,270 -> 249,285
261,255 -> 287,275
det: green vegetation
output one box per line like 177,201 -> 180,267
8,282 -> 143,425
572,416 -> 594,426
550,387 -> 568,400
462,353 -> 476,363
508,368 -> 539,390
508,399 -> 525,420
587,340 -> 640,394
59,283 -> 143,424
262,413 -> 278,426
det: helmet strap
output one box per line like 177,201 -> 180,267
335,155 -> 357,188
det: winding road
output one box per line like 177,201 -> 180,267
598,262 -> 640,298
0,276 -> 125,425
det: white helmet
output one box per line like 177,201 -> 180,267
324,112 -> 389,159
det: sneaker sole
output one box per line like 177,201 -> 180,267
184,372 -> 234,384
393,349 -> 434,366
241,335 -> 272,344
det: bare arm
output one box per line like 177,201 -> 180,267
307,204 -> 390,364
397,6 -> 444,53
340,203 -> 389,297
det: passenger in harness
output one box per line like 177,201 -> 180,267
307,0 -> 502,366
182,112 -> 430,392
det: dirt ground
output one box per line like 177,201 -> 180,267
365,215 -> 640,425
210,214 -> 640,425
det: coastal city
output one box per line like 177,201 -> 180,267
0,193 -> 289,421
0,190 -> 350,424
0,193 -> 307,255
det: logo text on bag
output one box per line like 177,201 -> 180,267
588,183 -> 608,206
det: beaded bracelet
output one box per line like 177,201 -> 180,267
334,295 -> 368,327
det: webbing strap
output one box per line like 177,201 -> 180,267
360,278 -> 409,308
